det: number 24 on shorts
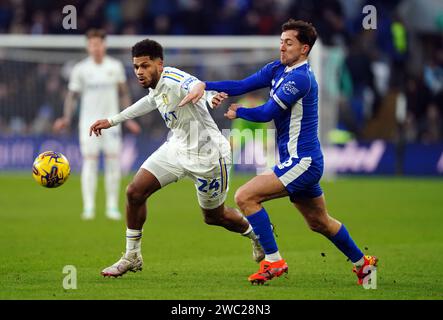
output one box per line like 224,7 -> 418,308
197,178 -> 220,194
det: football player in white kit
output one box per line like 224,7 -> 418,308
54,29 -> 140,221
89,39 -> 264,277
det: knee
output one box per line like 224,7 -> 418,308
308,219 -> 329,234
126,183 -> 148,206
234,188 -> 255,211
306,210 -> 330,235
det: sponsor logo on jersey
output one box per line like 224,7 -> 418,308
283,81 -> 299,95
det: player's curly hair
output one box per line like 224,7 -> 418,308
132,39 -> 164,60
282,19 -> 317,54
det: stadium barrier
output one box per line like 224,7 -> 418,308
0,135 -> 442,176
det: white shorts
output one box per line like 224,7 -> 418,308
141,141 -> 232,210
80,125 -> 122,157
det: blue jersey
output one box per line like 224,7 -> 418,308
206,60 -> 322,163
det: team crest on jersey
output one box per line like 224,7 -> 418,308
283,81 -> 299,96
162,93 -> 169,105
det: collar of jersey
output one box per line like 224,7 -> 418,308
87,56 -> 108,66
284,60 -> 308,73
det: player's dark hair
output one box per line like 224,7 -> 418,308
86,28 -> 106,40
282,19 -> 317,54
132,39 -> 164,60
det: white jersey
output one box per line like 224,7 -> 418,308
68,56 -> 126,132
109,67 -> 230,164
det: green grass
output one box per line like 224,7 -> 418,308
1,173 -> 442,300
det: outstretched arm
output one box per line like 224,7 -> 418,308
205,72 -> 269,96
179,61 -> 276,106
178,74 -> 267,108
89,95 -> 155,137
206,61 -> 276,96
224,99 -> 284,123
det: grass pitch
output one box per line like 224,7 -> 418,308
1,173 -> 442,300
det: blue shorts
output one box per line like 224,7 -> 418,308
273,156 -> 324,202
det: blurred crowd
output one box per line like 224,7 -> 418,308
1,0 -> 443,144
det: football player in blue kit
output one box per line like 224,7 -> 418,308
180,19 -> 378,285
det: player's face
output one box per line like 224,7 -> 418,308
280,30 -> 309,66
87,37 -> 106,62
133,56 -> 163,89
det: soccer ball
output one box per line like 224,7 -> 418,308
32,151 -> 71,188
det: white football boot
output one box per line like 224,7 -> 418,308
106,208 -> 122,221
101,252 -> 143,277
251,237 -> 265,263
81,208 -> 95,220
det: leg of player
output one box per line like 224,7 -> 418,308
101,168 -> 161,277
125,168 -> 161,229
292,196 -> 378,285
234,171 -> 289,284
104,154 -> 122,220
201,204 -> 265,263
81,155 -> 98,220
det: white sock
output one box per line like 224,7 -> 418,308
354,256 -> 365,268
265,251 -> 282,262
126,228 -> 142,256
241,224 -> 257,239
105,156 -> 121,210
81,157 -> 98,213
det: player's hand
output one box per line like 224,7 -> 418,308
212,92 -> 228,109
53,117 -> 70,133
178,82 -> 206,107
89,119 -> 111,137
224,103 -> 241,120
125,119 -> 141,135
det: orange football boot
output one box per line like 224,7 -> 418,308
353,255 -> 378,285
248,259 -> 288,285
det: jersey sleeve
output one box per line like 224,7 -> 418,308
108,95 -> 157,126
236,98 -> 284,123
68,64 -> 82,92
272,72 -> 311,110
205,60 -> 278,96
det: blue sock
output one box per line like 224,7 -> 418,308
328,224 -> 364,263
246,207 -> 278,254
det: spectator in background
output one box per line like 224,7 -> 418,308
0,0 -> 13,32
176,0 -> 212,35
104,0 -> 123,32
30,10 -> 46,34
314,0 -> 348,46
404,75 -> 432,143
422,46 -> 443,143
146,0 -> 176,34
419,103 -> 442,143
424,50 -> 443,100
342,33 -> 379,137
